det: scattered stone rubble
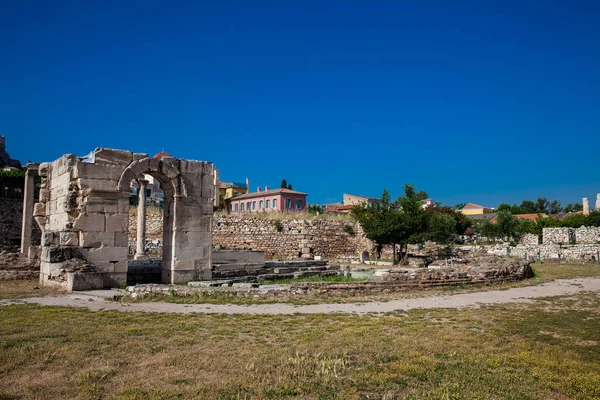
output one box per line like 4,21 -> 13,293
125,252 -> 534,299
0,250 -> 40,280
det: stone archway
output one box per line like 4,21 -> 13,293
36,148 -> 215,291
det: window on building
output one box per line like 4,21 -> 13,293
234,203 -> 238,212
241,203 -> 245,212
286,199 -> 292,209
252,201 -> 256,210
296,199 -> 303,209
246,202 -> 251,211
273,199 -> 277,209
266,199 -> 270,209
259,200 -> 263,209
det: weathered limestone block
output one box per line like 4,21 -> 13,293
94,148 -> 133,166
59,231 -> 79,246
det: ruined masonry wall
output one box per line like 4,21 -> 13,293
128,211 -> 162,238
213,216 -> 374,260
473,243 -> 600,263
0,199 -> 41,250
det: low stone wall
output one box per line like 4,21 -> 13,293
543,228 -> 575,244
0,199 -> 41,251
213,216 -> 374,260
517,233 -> 539,245
459,243 -> 600,263
575,227 -> 599,243
128,210 -> 162,239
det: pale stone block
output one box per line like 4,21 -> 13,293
39,189 -> 50,203
77,177 -> 119,193
48,213 -> 71,230
60,231 -> 79,246
38,162 -> 49,177
68,272 -> 105,292
33,203 -> 46,217
114,232 -> 129,247
105,214 -> 129,232
42,231 -> 57,246
94,148 -> 133,166
80,246 -> 127,263
80,231 -> 115,248
73,163 -> 124,181
133,153 -> 148,161
73,213 -> 105,231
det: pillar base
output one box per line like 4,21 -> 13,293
134,253 -> 149,260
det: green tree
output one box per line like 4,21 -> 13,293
497,203 -> 512,212
351,189 -> 402,263
519,200 -> 536,213
280,179 -> 287,189
587,211 -> 600,227
426,213 -> 456,243
548,200 -> 562,215
534,197 -> 550,214
415,190 -> 428,201
474,218 -> 499,241
495,211 -> 520,241
560,213 -> 589,228
351,184 -> 428,264
287,184 -> 293,190
564,203 -> 583,213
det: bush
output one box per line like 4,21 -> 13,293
344,224 -> 355,236
274,220 -> 283,232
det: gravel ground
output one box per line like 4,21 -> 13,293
1,277 -> 599,315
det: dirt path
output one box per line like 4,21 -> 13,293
2,277 -> 599,315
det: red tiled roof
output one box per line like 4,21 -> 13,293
153,151 -> 172,159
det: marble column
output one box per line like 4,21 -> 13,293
596,193 -> 600,212
20,165 -> 38,255
135,179 -> 149,259
583,197 -> 590,216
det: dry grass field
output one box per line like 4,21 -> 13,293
1,263 -> 599,399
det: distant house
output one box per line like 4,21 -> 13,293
218,180 -> 249,209
460,203 -> 494,216
420,199 -> 435,209
324,193 -> 378,214
343,193 -> 378,207
227,186 -> 308,214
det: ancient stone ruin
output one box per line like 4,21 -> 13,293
21,148 -> 214,291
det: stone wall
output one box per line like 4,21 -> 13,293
0,199 -> 41,250
213,216 -> 374,260
128,210 -> 163,239
543,228 -> 575,244
575,227 -> 599,243
459,243 -> 600,263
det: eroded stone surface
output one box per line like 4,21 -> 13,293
35,148 -> 215,291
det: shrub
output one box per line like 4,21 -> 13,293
274,220 -> 283,232
344,224 -> 355,236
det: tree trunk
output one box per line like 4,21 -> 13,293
392,243 -> 397,264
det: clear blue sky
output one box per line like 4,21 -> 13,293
2,1 -> 599,207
